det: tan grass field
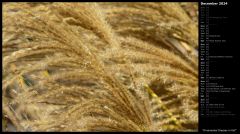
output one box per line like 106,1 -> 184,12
2,2 -> 198,132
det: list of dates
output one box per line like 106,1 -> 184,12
199,1 -> 238,131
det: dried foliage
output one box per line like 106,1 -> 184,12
2,2 -> 198,132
